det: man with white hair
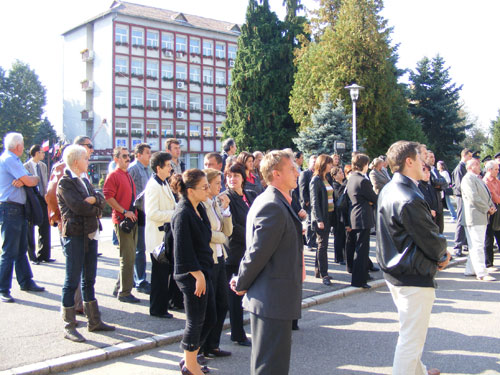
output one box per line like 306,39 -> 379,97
461,158 -> 496,281
0,132 -> 45,303
482,160 -> 500,270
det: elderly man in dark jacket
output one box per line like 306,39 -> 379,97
376,141 -> 450,375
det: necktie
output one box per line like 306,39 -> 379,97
36,163 -> 44,196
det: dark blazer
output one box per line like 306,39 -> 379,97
452,161 -> 467,196
56,170 -> 105,238
346,171 -> 378,229
171,197 -> 213,275
236,186 -> 303,320
429,167 -> 446,213
298,169 -> 313,210
225,188 -> 257,266
310,175 -> 331,226
418,181 -> 439,213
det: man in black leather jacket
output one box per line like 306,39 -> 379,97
376,141 -> 450,375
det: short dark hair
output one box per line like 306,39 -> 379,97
386,141 -> 420,174
294,151 -> 303,159
165,138 -> 180,151
113,146 -> 128,159
461,148 -> 472,158
225,162 -> 247,189
30,144 -> 41,157
204,152 -> 222,165
222,138 -> 235,152
134,143 -> 151,155
73,135 -> 91,145
150,151 -> 172,174
178,169 -> 207,197
351,153 -> 370,172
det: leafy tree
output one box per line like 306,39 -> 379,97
290,0 -> 425,156
409,55 -> 468,166
293,94 -> 352,162
491,110 -> 500,155
223,0 -> 300,151
0,61 -> 46,150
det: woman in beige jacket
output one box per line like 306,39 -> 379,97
144,152 -> 177,318
200,168 -> 233,358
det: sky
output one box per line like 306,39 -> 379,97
1,0 -> 499,135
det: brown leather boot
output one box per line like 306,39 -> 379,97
84,300 -> 115,332
62,306 -> 85,342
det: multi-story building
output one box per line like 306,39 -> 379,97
62,1 -> 239,181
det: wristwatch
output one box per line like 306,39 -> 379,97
123,209 -> 127,215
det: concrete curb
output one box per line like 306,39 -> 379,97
3,257 -> 467,375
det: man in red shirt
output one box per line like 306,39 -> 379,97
103,147 -> 140,303
483,160 -> 500,270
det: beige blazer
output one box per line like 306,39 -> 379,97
201,198 -> 233,263
461,172 -> 493,226
144,177 -> 176,253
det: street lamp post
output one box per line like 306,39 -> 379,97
345,83 -> 364,152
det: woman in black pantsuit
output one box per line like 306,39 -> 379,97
331,166 -> 346,265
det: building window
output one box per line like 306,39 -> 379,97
203,68 -> 213,84
146,31 -> 159,48
115,26 -> 128,44
203,40 -> 213,57
162,33 -> 174,50
131,121 -> 143,137
216,124 -> 222,138
131,59 -> 144,77
190,123 -> 201,137
131,29 -> 144,46
203,96 -> 213,112
190,39 -> 200,54
176,64 -> 187,81
215,70 -> 226,86
115,89 -> 128,107
176,123 -> 187,137
228,45 -> 237,60
146,122 -> 159,137
162,63 -> 173,80
146,92 -> 159,108
189,154 -> 199,169
228,70 -> 232,86
176,35 -> 187,52
215,43 -> 225,59
176,93 -> 187,110
131,89 -> 144,108
115,57 -> 128,74
216,97 -> 226,114
189,95 -> 201,111
162,121 -> 174,137
190,66 -> 200,83
161,91 -> 173,109
115,121 -> 128,137
203,123 -> 214,137
146,61 -> 159,80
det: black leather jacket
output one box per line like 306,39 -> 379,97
376,173 -> 447,287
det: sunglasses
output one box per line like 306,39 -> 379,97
82,143 -> 94,149
121,154 -> 130,159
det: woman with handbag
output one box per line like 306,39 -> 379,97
144,152 -> 176,318
200,168 -> 233,358
56,145 -> 114,342
172,169 -> 216,375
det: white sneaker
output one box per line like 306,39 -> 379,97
487,267 -> 498,273
477,275 -> 496,281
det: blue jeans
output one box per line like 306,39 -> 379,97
0,203 -> 33,293
134,225 -> 148,287
61,236 -> 98,307
445,195 -> 457,220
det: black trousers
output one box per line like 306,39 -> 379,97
315,211 -> 334,277
334,213 -> 346,263
454,196 -> 468,251
175,271 -> 216,352
27,197 -> 51,261
484,219 -> 500,268
149,254 -> 172,315
351,229 -> 370,287
225,263 -> 248,342
435,211 -> 444,234
203,257 -> 229,351
305,209 -> 317,249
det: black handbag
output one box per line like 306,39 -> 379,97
152,223 -> 174,265
119,175 -> 137,233
24,186 -> 43,226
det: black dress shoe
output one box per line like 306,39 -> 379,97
204,348 -> 232,357
235,339 -> 251,347
150,312 -> 173,319
0,292 -> 14,303
136,283 -> 151,295
292,320 -> 299,330
366,274 -> 374,281
118,294 -> 140,303
41,258 -> 56,263
20,282 -> 45,292
339,261 -> 346,265
31,260 -> 41,265
353,284 -> 371,289
322,277 -> 332,286
112,285 -> 119,297
369,266 -> 380,272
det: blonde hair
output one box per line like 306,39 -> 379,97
203,168 -> 222,183
260,150 -> 291,185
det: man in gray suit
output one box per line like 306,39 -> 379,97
24,144 -> 53,264
461,158 -> 496,281
231,150 -> 303,375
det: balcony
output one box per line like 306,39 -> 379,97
81,49 -> 95,62
81,80 -> 94,91
80,110 -> 94,121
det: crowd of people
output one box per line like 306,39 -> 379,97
1,131 -> 499,375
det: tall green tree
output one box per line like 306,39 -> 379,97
290,0 -> 425,156
222,0 -> 300,151
293,94 -> 352,161
409,55 -> 468,166
491,110 -> 500,155
0,61 -> 46,150
33,117 -> 59,146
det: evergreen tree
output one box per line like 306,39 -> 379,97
293,94 -> 352,161
33,117 -> 59,146
409,55 -> 468,166
290,0 -> 425,156
0,61 -> 46,150
223,0 -> 300,151
491,110 -> 500,155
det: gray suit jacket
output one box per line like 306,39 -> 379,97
461,172 -> 493,226
236,186 -> 303,320
369,169 -> 390,195
24,159 -> 48,196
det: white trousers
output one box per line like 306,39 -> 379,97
464,225 -> 487,278
387,281 -> 436,375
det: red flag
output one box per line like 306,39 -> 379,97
41,140 -> 49,152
